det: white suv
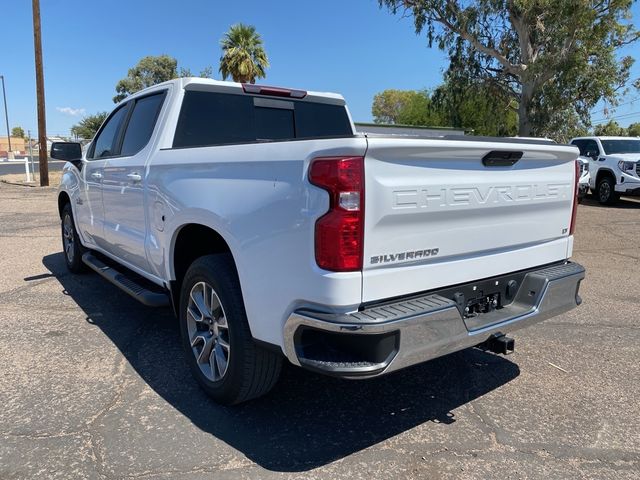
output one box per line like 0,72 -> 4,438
570,136 -> 640,205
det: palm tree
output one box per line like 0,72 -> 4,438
219,24 -> 269,84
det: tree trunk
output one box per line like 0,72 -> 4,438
233,74 -> 250,83
518,79 -> 534,137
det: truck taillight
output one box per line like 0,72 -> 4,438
309,156 -> 364,271
570,159 -> 579,235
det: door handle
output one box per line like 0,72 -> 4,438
127,173 -> 142,182
90,172 -> 102,180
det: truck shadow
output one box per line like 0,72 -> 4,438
43,252 -> 520,472
580,195 -> 640,209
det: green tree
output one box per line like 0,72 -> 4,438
114,55 -> 213,103
379,0 -> 638,137
178,66 -> 214,78
71,112 -> 108,140
114,55 -> 178,103
371,80 -> 518,136
11,126 -> 24,138
219,24 -> 269,83
431,66 -> 518,136
372,89 -> 410,124
372,89 -> 440,125
627,122 -> 640,136
594,120 -> 626,136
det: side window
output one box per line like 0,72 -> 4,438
120,92 -> 166,157
91,104 -> 130,159
584,139 -> 600,156
571,140 -> 586,156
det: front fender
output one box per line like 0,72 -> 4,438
58,164 -> 81,204
58,164 -> 81,216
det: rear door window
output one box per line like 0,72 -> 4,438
173,91 -> 352,148
120,92 -> 166,157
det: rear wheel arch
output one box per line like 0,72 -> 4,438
178,253 -> 282,404
169,223 -> 237,312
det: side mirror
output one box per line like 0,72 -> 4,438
50,142 -> 82,162
585,150 -> 598,160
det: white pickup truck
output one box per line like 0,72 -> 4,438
570,136 -> 640,205
53,78 -> 585,405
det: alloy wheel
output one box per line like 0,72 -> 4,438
599,181 -> 611,203
62,214 -> 75,263
186,281 -> 231,382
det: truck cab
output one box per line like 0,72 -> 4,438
570,136 -> 640,205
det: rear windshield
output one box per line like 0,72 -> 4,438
173,91 -> 352,148
600,139 -> 640,155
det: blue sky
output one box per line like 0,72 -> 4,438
2,0 -> 639,137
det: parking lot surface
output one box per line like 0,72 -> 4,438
0,182 -> 638,479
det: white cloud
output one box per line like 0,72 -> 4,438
56,106 -> 86,116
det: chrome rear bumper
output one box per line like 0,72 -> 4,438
283,262 -> 585,378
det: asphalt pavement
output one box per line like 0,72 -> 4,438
0,183 -> 638,479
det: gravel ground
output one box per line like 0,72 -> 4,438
0,182 -> 638,479
0,171 -> 62,187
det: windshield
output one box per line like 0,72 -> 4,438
600,139 -> 640,155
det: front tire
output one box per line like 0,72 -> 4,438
61,203 -> 87,273
179,254 -> 282,405
597,176 -> 619,205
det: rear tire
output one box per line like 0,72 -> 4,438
179,254 -> 282,405
61,203 -> 87,273
597,176 -> 618,206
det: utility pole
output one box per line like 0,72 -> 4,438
0,75 -> 11,157
32,0 -> 49,186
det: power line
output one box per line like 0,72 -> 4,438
591,96 -> 640,116
592,110 -> 640,124
589,75 -> 640,118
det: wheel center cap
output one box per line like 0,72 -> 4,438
207,318 -> 219,337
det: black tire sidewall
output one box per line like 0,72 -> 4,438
61,204 -> 86,273
178,254 -> 252,403
597,177 -> 617,205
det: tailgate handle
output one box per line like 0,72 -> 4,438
482,150 -> 523,167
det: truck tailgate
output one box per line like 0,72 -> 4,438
362,137 -> 578,302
